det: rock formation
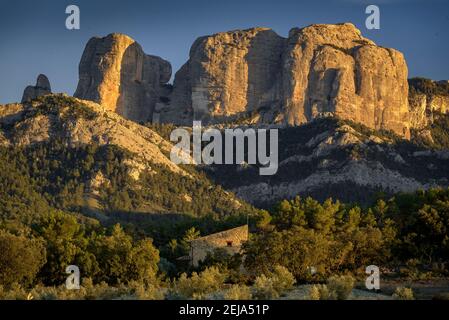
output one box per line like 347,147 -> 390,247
409,79 -> 449,128
21,74 -> 52,103
160,28 -> 285,124
281,24 -> 410,138
159,23 -> 411,138
0,94 -> 187,176
74,25 -> 418,139
74,33 -> 171,123
202,118 -> 449,207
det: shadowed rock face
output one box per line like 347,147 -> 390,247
74,33 -> 171,122
158,23 -> 411,138
21,74 -> 52,103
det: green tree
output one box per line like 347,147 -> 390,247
0,230 -> 46,288
93,224 -> 160,284
180,227 -> 201,255
35,211 -> 94,285
128,239 -> 160,284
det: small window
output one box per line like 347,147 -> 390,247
226,241 -> 233,247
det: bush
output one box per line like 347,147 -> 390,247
309,284 -> 333,300
126,281 -> 165,300
326,275 -> 355,300
171,267 -> 226,299
399,259 -> 420,279
199,248 -> 246,283
308,275 -> 354,300
0,284 -> 31,300
28,278 -> 165,300
409,78 -> 449,97
224,285 -> 252,300
393,287 -> 415,300
271,265 -> 296,293
253,265 -> 296,299
29,280 -> 121,300
253,274 -> 278,299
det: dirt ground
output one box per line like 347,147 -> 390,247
376,278 -> 449,300
281,279 -> 449,300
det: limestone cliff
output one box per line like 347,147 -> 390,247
159,23 -> 410,138
162,28 -> 285,124
74,33 -> 171,123
408,78 -> 449,128
282,24 -> 410,138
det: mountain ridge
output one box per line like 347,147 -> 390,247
0,94 -> 254,219
2,23 -> 449,212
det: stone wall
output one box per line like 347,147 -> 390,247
190,225 -> 249,267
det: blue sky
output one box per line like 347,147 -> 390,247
0,0 -> 448,103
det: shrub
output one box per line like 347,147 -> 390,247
399,259 -> 420,279
393,287 -> 415,300
253,265 -> 296,299
253,274 -> 278,299
126,281 -> 165,300
0,284 -> 30,300
29,280 -> 120,300
20,279 -> 165,300
308,275 -> 355,300
199,248 -> 246,283
172,267 -> 226,299
409,78 -> 449,97
309,284 -> 334,300
224,285 -> 252,300
271,265 -> 296,293
326,275 -> 355,300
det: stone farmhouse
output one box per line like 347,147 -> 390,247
187,225 -> 249,267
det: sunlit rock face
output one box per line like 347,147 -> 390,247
74,33 -> 171,123
409,92 -> 449,128
159,27 -> 286,125
282,24 -> 410,139
160,23 -> 411,138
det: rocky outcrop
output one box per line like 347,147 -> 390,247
202,118 -> 449,206
408,79 -> 449,128
160,28 -> 285,124
159,23 -> 410,138
409,93 -> 449,128
21,74 -> 52,103
0,94 -> 188,176
282,24 -> 410,138
74,33 -> 171,123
